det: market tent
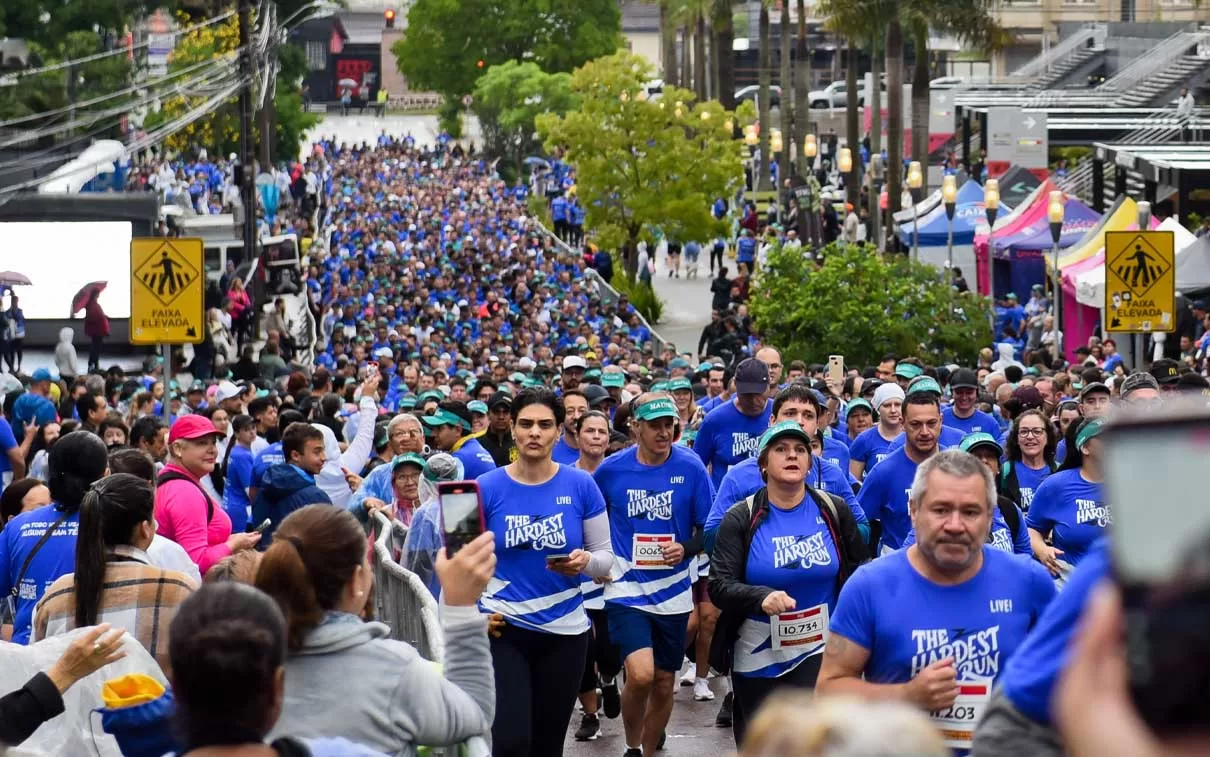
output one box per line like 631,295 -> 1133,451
998,197 -> 1101,253
898,179 -> 1005,247
1050,196 -> 1141,273
973,179 -> 1055,296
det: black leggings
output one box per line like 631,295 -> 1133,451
491,622 -> 590,757
579,607 -> 622,695
7,338 -> 21,371
710,244 -> 724,272
731,653 -> 823,746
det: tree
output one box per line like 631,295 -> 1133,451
472,61 -> 576,179
778,0 -> 792,188
712,0 -> 735,109
750,242 -> 992,366
394,0 -> 621,104
0,0 -> 163,49
885,16 -> 904,217
756,0 -> 772,191
536,51 -> 743,277
0,31 -> 132,122
794,0 -> 810,175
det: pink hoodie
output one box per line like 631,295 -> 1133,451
154,461 -> 232,575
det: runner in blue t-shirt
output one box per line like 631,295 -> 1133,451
848,383 -> 904,480
595,396 -> 712,757
694,358 -> 773,490
552,391 -> 587,465
1026,418 -> 1107,578
424,403 -> 497,479
818,449 -> 1055,754
476,388 -> 614,757
223,415 -> 257,533
942,368 -> 1000,435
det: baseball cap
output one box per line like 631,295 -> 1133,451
418,390 -> 445,404
872,383 -> 906,410
696,362 -> 715,373
601,373 -> 625,389
668,377 -> 693,392
187,381 -> 205,395
1120,372 -> 1160,398
949,368 -> 979,390
1078,382 -> 1110,400
1149,358 -> 1181,385
906,376 -> 943,397
487,391 -> 513,410
669,357 -> 691,370
734,358 -> 771,395
215,380 -> 241,403
582,384 -> 612,407
959,432 -> 1003,457
468,400 -> 488,415
168,415 -> 222,444
399,395 -> 418,409
894,362 -> 924,380
391,452 -> 427,470
634,397 -> 679,422
846,398 -> 874,416
1075,416 -> 1106,449
562,355 -> 587,371
518,356 -> 537,371
1011,385 -> 1045,410
650,381 -> 670,393
30,368 -> 52,383
758,420 -> 811,454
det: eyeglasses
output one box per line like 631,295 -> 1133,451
1017,428 -> 1046,438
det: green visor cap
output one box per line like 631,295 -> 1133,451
1075,417 -> 1106,449
584,368 -> 602,380
650,381 -> 670,393
421,408 -> 469,430
634,397 -> 678,421
601,373 -> 625,388
758,420 -> 811,454
399,396 -> 418,409
895,362 -> 925,380
468,400 -> 488,415
668,377 -> 693,392
417,390 -> 445,404
905,376 -> 942,397
392,452 -> 427,470
846,399 -> 874,415
959,432 -> 1002,456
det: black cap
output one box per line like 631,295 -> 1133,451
582,384 -> 611,407
1149,358 -> 1181,385
1078,382 -> 1110,400
734,358 -> 771,395
950,367 -> 979,390
487,391 -> 513,410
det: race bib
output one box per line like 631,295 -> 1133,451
769,603 -> 828,651
928,679 -> 992,750
632,533 -> 673,569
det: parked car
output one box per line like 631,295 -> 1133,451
734,84 -> 781,110
809,81 -> 847,109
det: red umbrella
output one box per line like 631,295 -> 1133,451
71,281 -> 107,315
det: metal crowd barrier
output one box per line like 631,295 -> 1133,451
370,511 -> 444,663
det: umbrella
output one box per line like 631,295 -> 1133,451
71,281 -> 107,315
0,271 -> 31,287
338,78 -> 358,89
523,156 -> 550,169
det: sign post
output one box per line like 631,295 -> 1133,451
130,238 -> 206,421
1104,230 -> 1175,335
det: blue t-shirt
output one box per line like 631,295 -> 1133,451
224,445 -> 254,532
1054,438 -> 1067,466
595,446 -> 713,615
1000,539 -> 1109,725
902,502 -> 1031,555
1007,460 -> 1052,512
11,393 -> 57,441
737,236 -> 757,262
820,435 -> 851,477
888,425 -> 966,453
848,426 -> 900,473
941,407 -> 1001,436
1025,468 -> 1106,567
0,417 -> 18,483
252,442 -> 285,488
734,496 -> 840,679
706,457 -> 866,533
856,448 -> 921,552
829,548 -> 1055,722
477,465 -> 606,635
694,400 -> 772,490
552,436 -> 580,465
0,503 -> 80,644
453,437 -> 496,479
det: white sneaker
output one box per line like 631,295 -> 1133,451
693,678 -> 715,701
679,668 -> 696,687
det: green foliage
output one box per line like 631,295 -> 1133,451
437,97 -> 464,140
750,242 -> 993,367
472,61 -> 577,175
1052,146 -> 1092,168
0,31 -> 132,122
393,0 -> 621,102
273,85 -> 320,162
609,267 -> 666,325
0,1 -> 165,48
536,51 -> 744,276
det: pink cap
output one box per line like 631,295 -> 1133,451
168,415 -> 221,444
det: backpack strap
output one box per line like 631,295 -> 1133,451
1000,460 -> 1012,485
156,470 -> 215,523
997,496 -> 1022,539
10,509 -> 70,598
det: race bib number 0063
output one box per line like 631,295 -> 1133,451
929,680 -> 991,749
632,533 -> 673,569
769,603 -> 828,651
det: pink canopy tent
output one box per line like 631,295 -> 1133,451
974,179 -> 1055,295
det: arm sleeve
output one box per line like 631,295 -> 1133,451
339,396 -> 378,473
1011,503 -> 1032,555
581,511 -> 614,579
857,466 -> 885,524
347,465 -> 390,524
392,604 -> 494,746
0,672 -> 65,747
826,465 -> 867,524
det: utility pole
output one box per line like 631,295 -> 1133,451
237,0 -> 258,296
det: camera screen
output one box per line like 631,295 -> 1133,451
441,492 -> 480,533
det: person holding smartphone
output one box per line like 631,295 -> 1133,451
476,387 -> 615,757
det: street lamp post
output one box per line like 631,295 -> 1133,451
744,125 -> 758,192
804,134 -> 818,246
1048,189 -> 1065,361
771,129 -> 784,221
838,148 -> 853,246
984,178 -> 1000,334
1136,200 -> 1153,368
908,161 -> 923,260
942,174 -> 958,283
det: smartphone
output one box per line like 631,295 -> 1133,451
828,355 -> 844,385
546,553 -> 570,566
1104,399 -> 1210,734
438,481 -> 485,555
253,518 -> 272,534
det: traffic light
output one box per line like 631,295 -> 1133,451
384,9 -> 396,27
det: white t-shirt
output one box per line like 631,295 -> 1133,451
147,535 -> 202,584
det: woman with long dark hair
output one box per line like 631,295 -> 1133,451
25,421 -> 60,482
32,473 -> 196,673
0,431 -> 109,643
1001,409 -> 1058,512
168,582 -> 387,756
1026,417 -> 1107,583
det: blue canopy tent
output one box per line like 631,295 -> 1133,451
898,179 -> 1009,281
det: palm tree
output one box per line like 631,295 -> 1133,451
713,0 -> 735,109
680,23 -> 693,89
885,16 -> 904,217
794,0 -> 811,175
757,0 -> 773,191
779,0 -> 793,187
694,9 -> 708,99
661,1 -> 679,87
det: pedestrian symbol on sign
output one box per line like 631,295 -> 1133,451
1107,234 -> 1170,300
133,243 -> 200,307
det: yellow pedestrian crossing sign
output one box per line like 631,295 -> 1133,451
1105,230 -> 1175,333
130,238 -> 205,345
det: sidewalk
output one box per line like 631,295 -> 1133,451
649,250 -> 719,358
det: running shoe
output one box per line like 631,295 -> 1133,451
601,678 -> 621,719
574,713 -> 601,741
693,678 -> 715,701
679,667 -> 695,687
715,691 -> 733,727
658,729 -> 667,750
623,749 -> 642,757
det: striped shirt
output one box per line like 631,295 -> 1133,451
33,545 -> 197,673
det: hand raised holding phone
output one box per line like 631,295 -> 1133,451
436,531 -> 496,606
546,549 -> 590,576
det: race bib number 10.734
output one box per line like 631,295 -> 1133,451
769,603 -> 828,651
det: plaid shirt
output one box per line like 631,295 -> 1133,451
32,545 -> 197,673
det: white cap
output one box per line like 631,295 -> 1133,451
562,355 -> 587,370
518,356 -> 537,370
373,346 -> 393,359
215,380 -> 241,403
